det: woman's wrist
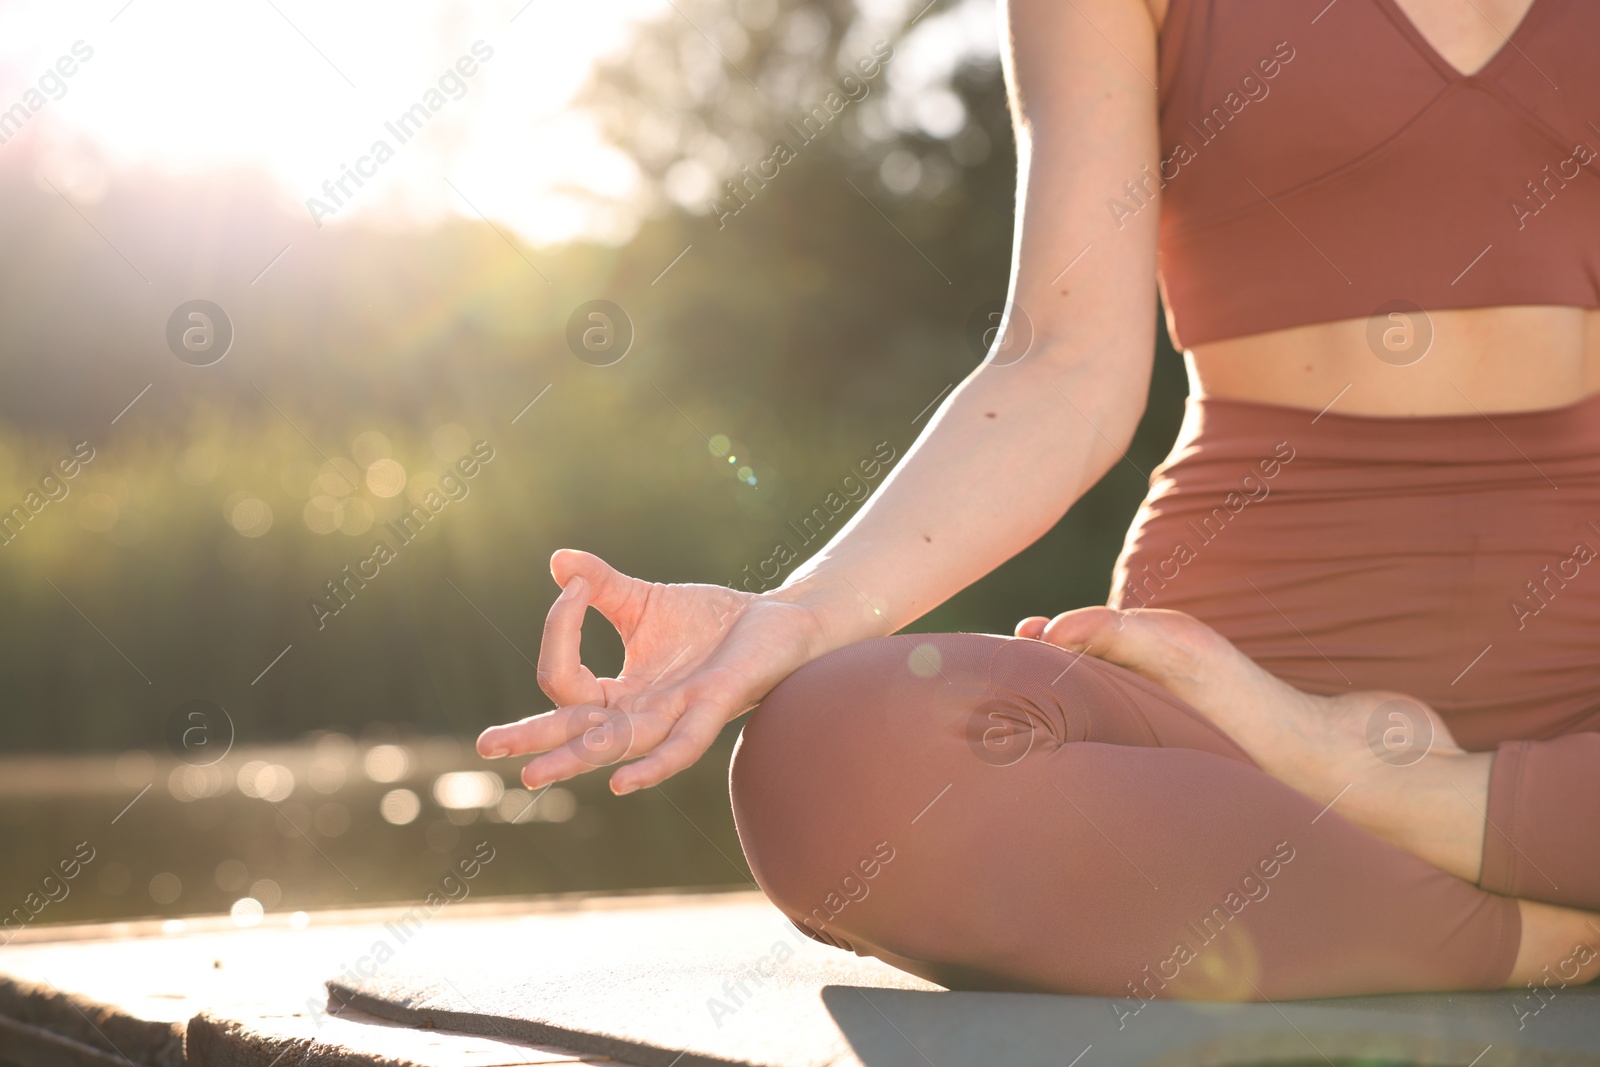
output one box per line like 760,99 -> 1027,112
763,569 -> 899,658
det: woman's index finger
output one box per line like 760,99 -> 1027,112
537,576 -> 603,706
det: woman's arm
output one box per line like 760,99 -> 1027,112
774,0 -> 1164,653
479,0 -> 1167,793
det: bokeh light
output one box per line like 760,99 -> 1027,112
149,872 -> 182,905
303,495 -> 343,534
169,764 -> 230,802
432,771 -> 504,810
249,878 -> 282,909
230,897 -> 265,928
364,745 -> 411,783
236,762 -> 295,802
228,497 -> 274,538
365,458 -> 408,497
337,497 -> 376,536
379,788 -> 422,825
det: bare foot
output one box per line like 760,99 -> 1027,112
1016,606 -> 1457,795
1015,606 -> 1491,881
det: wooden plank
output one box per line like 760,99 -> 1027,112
184,1005 -> 613,1067
0,975 -> 182,1066
0,893 -> 751,1066
0,1011 -> 134,1067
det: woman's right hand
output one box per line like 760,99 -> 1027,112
475,548 -> 828,795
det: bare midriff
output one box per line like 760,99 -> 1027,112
1187,307 -> 1600,416
1142,0 -> 1598,415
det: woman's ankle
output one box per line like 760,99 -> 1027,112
1506,898 -> 1600,989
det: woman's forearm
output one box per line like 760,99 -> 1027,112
768,0 -> 1163,657
772,351 -> 1150,654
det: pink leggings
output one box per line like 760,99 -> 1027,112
728,632 -> 1522,1000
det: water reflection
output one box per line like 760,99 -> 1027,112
1,728 -> 746,930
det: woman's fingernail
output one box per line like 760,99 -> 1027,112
612,780 -> 636,796
483,746 -> 507,758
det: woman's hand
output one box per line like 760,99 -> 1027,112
476,549 -> 825,795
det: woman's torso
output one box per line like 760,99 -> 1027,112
1145,0 -> 1600,415
1112,0 -> 1600,741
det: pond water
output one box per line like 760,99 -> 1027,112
0,726 -> 750,935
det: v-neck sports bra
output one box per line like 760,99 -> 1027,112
1150,0 -> 1600,349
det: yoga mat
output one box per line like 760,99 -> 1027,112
328,896 -> 1600,1067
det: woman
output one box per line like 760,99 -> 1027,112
480,0 -> 1600,999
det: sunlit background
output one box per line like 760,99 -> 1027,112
0,0 -> 1185,930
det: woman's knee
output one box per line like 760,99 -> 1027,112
729,634 -> 1010,923
728,632 -> 1134,830
728,634 -> 1119,949
729,635 -> 1230,986
729,634 -> 1198,847
730,632 -> 1019,802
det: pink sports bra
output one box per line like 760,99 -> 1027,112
1151,0 -> 1600,348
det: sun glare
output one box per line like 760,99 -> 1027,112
0,0 -> 666,245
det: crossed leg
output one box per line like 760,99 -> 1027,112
730,632 -> 1525,999
1018,607 -> 1600,988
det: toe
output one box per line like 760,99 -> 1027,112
1046,607 -> 1240,700
1038,605 -> 1124,652
1014,616 -> 1050,639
